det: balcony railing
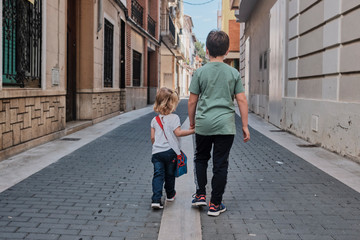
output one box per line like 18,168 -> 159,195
175,33 -> 185,59
131,0 -> 143,27
148,15 -> 156,37
160,13 -> 175,40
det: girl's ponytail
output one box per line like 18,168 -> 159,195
153,88 -> 179,115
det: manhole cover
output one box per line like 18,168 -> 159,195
61,138 -> 81,141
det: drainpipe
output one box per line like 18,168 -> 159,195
97,0 -> 103,32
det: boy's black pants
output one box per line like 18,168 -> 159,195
194,133 -> 234,205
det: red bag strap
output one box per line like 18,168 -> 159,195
155,116 -> 164,130
156,115 -> 168,140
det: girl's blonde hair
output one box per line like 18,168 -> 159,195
153,87 -> 179,115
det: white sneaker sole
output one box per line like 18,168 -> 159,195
207,208 -> 226,216
151,203 -> 163,209
192,201 -> 207,206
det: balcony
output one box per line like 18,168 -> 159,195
131,0 -> 143,27
175,33 -> 185,60
161,13 -> 176,46
148,15 -> 156,37
236,0 -> 259,22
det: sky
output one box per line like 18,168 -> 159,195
183,0 -> 220,44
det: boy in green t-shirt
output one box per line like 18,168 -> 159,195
188,30 -> 250,216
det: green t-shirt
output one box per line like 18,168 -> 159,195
189,62 -> 244,135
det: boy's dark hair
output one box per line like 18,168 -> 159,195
206,30 -> 229,58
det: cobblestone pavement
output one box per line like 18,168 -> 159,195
0,100 -> 359,240
0,108 -> 163,240
200,116 -> 360,240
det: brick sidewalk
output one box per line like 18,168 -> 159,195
0,100 -> 359,240
0,109 -> 162,240
200,116 -> 360,240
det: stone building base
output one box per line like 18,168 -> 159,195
0,95 -> 66,161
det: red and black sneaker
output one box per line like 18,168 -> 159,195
191,194 -> 207,206
166,192 -> 176,202
207,202 -> 226,216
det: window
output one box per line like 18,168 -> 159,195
259,54 -> 262,70
132,50 -> 141,87
104,19 -> 113,88
263,51 -> 267,69
2,0 -> 42,87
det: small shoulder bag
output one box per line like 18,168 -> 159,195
155,116 -> 187,177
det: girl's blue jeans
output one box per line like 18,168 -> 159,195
151,149 -> 177,202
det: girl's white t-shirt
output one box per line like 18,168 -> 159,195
151,113 -> 181,155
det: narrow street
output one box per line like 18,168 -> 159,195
0,100 -> 359,240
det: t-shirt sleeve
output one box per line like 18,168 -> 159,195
234,73 -> 245,94
151,118 -> 155,128
189,71 -> 200,95
171,115 -> 181,131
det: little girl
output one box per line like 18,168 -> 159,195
150,87 -> 194,209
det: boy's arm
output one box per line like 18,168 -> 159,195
151,127 -> 155,144
173,127 -> 195,137
235,92 -> 250,142
188,93 -> 199,129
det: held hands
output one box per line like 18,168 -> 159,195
189,123 -> 195,134
242,126 -> 250,143
187,127 -> 195,135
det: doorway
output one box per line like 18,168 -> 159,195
66,0 -> 77,122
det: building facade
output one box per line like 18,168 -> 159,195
125,0 -> 160,109
235,0 -> 360,162
180,15 -> 196,97
0,0 -> 160,160
220,0 -> 240,70
160,0 -> 193,95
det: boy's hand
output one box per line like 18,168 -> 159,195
189,128 -> 195,134
242,126 -> 250,143
189,123 -> 195,130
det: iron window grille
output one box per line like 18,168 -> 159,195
132,50 -> 141,87
2,0 -> 42,87
131,0 -> 143,27
104,19 -> 113,88
148,15 -> 156,37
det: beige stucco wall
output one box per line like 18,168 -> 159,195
125,87 -> 147,111
94,0 -> 125,90
0,1 -> 67,159
77,0 -> 125,120
244,0 -> 276,119
284,0 -> 360,162
46,0 -> 66,91
221,0 -> 236,33
160,45 -> 175,90
241,0 -> 360,162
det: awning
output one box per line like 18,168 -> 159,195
225,51 -> 240,60
236,0 -> 259,22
